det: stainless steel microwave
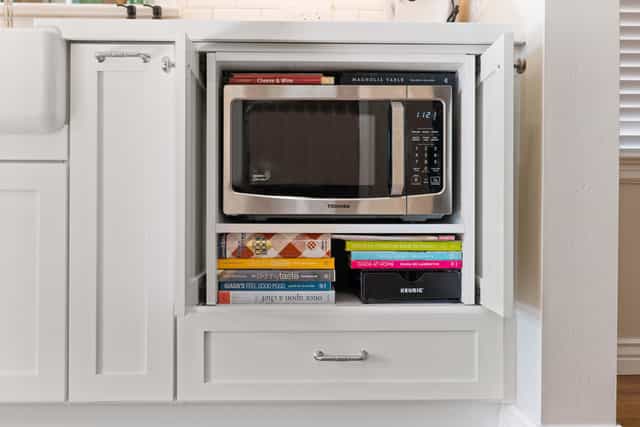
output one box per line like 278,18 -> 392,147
222,84 -> 452,219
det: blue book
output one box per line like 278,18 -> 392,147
349,251 -> 462,261
218,281 -> 333,291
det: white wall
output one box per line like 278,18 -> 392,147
541,0 -> 619,424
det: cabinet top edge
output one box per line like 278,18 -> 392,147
34,19 -> 513,46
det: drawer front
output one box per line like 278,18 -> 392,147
179,307 -> 504,401
206,331 -> 476,383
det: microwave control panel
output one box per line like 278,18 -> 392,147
405,101 -> 445,195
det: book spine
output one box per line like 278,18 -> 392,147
350,251 -> 462,261
337,72 -> 456,86
350,260 -> 463,270
345,241 -> 462,251
221,233 -> 331,258
228,75 -> 334,85
218,281 -> 333,291
218,269 -> 336,282
218,290 -> 335,304
217,258 -> 335,270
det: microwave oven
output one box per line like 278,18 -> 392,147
222,74 -> 454,219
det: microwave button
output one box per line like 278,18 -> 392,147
430,176 -> 441,186
411,174 -> 422,185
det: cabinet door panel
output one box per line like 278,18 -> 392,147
477,33 -> 515,317
0,163 -> 66,402
69,44 -> 175,401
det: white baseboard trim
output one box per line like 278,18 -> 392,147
619,338 -> 640,375
499,405 -> 537,427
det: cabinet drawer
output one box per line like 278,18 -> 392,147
207,330 -> 476,383
178,306 -> 504,401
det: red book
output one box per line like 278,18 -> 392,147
228,73 -> 334,85
350,260 -> 463,270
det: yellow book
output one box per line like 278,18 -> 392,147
217,258 -> 335,270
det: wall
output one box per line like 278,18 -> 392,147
0,0 -> 458,26
172,0 -> 452,22
541,0 -> 618,424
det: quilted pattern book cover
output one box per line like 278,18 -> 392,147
219,233 -> 332,258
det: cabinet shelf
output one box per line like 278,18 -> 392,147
189,298 -> 484,315
215,222 -> 465,234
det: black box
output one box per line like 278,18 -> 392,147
356,270 -> 461,304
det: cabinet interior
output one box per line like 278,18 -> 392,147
181,40 -> 511,316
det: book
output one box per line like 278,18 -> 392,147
219,281 -> 333,291
219,233 -> 331,258
333,234 -> 456,241
218,269 -> 335,282
350,251 -> 462,261
345,241 -> 462,251
218,290 -> 335,304
217,258 -> 335,270
337,71 -> 457,86
228,73 -> 335,85
350,260 -> 463,270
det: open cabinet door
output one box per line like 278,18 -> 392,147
176,34 -> 206,316
477,33 -> 515,317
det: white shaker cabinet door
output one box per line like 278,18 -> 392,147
69,44 -> 176,401
0,163 -> 67,402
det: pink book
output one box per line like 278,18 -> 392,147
350,260 -> 463,270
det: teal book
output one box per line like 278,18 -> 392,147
350,251 -> 462,261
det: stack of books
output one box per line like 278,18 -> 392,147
215,233 -> 336,305
341,235 -> 463,303
346,235 -> 462,270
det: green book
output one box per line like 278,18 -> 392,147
345,240 -> 462,251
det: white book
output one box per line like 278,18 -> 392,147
217,290 -> 335,305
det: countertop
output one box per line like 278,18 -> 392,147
35,19 -> 511,45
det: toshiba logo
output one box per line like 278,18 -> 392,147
328,203 -> 351,209
400,288 -> 424,294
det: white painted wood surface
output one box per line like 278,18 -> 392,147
68,43 -> 176,401
0,126 -> 68,161
178,305 -> 503,401
541,1 -> 619,424
36,20 -> 512,45
476,33 -> 515,317
176,34 -> 206,317
0,163 -> 67,402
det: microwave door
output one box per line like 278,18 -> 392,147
223,85 -> 407,217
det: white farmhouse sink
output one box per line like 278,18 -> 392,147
0,27 -> 66,134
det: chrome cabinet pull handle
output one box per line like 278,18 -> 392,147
95,51 -> 151,64
313,349 -> 368,362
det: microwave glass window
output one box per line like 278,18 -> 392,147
231,100 -> 391,198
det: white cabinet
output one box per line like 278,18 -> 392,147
178,33 -> 514,401
68,44 -> 178,402
0,163 -> 66,402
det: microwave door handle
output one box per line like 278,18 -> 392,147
390,101 -> 405,196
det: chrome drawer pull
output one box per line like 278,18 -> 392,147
313,349 -> 368,362
95,51 -> 151,64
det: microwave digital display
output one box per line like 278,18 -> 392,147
405,101 -> 445,195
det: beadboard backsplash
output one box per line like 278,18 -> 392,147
170,0 -> 456,22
